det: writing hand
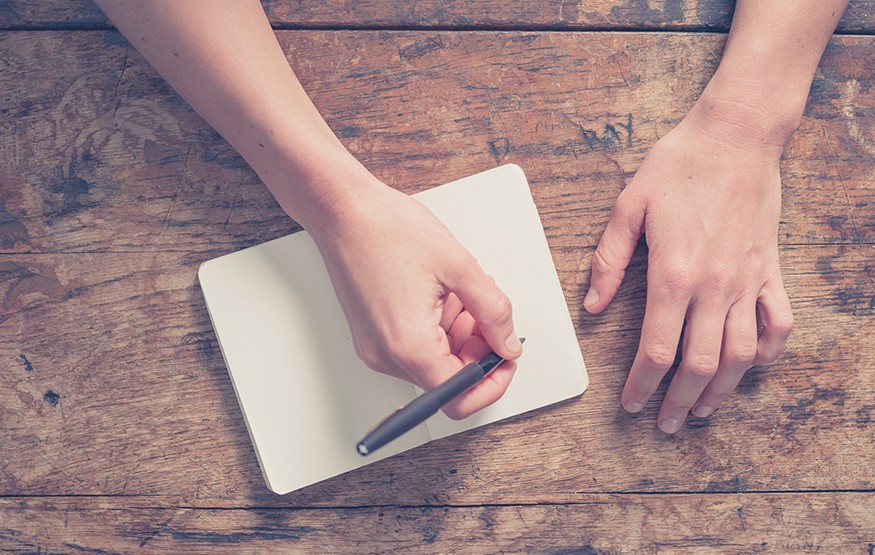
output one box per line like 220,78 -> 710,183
309,173 -> 523,420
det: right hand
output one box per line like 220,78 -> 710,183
306,172 -> 523,420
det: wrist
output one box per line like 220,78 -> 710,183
251,130 -> 385,237
687,76 -> 804,158
692,65 -> 807,151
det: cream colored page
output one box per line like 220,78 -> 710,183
413,165 -> 588,440
199,164 -> 587,494
199,235 -> 428,495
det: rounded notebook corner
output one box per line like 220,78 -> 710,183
197,259 -> 215,284
500,162 -> 527,182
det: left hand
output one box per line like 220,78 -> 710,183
585,97 -> 795,433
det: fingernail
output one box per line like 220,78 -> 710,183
692,405 -> 714,418
624,401 -> 643,413
659,418 -> 681,434
584,287 -> 600,308
505,334 -> 522,353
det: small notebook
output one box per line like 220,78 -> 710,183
198,164 -> 587,494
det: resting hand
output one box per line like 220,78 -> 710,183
586,99 -> 795,433
308,173 -> 523,420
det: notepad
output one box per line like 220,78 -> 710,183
198,164 -> 587,495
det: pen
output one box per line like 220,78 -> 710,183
356,338 -> 525,456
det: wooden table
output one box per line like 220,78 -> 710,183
1,1 -> 873,552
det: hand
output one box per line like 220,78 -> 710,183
307,173 -> 523,420
585,99 -> 795,433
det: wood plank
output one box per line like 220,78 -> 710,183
1,32 -> 873,256
0,493 -> 873,553
1,0 -> 873,33
1,244 -> 872,505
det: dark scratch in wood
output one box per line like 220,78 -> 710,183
111,49 -> 129,117
43,390 -> 60,407
18,353 -> 34,372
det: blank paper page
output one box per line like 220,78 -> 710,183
199,236 -> 429,495
414,165 -> 588,440
198,164 -> 587,495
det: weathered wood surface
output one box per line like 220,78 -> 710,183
1,494 -> 874,554
1,0 -> 873,32
0,32 -> 872,257
0,21 -> 873,555
2,245 -> 872,506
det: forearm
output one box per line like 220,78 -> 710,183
95,0 -> 372,233
694,0 -> 849,148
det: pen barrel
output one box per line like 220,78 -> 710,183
431,362 -> 486,405
358,393 -> 442,454
357,362 -> 489,455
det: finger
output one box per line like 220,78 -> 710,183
389,322 -> 460,387
753,277 -> 794,366
585,191 -> 645,314
621,281 -> 687,413
657,304 -> 725,433
444,259 -> 522,361
442,335 -> 517,420
692,299 -> 758,417
397,332 -> 515,420
446,309 -> 476,355
439,292 -> 464,333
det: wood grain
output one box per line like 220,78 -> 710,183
0,494 -> 873,554
0,32 -> 872,257
1,11 -> 872,553
1,0 -> 873,32
1,245 -> 872,505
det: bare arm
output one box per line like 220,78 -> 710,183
701,1 -> 849,147
96,0 -> 362,233
587,1 -> 850,433
97,0 -> 523,418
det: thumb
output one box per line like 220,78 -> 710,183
586,191 -> 644,313
443,253 -> 522,361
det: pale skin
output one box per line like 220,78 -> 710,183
585,0 -> 849,433
96,0 -> 522,421
97,1 -> 848,430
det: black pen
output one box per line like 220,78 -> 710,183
356,338 -> 525,456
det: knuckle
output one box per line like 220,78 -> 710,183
492,294 -> 513,321
592,248 -> 626,279
724,342 -> 758,366
704,266 -> 733,295
683,356 -> 719,379
613,189 -> 642,225
773,310 -> 795,337
444,248 -> 478,277
659,262 -> 695,296
613,189 -> 634,213
482,292 -> 513,324
440,251 -> 477,287
640,345 -> 677,369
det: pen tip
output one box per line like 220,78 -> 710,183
519,337 -> 526,344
